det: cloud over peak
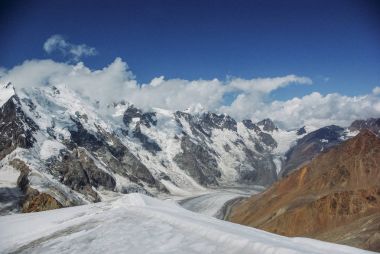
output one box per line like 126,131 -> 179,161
43,35 -> 97,62
1,58 -> 379,130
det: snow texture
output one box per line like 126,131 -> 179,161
39,140 -> 66,160
0,194 -> 375,254
0,83 -> 15,107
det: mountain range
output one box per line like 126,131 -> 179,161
1,82 -> 379,215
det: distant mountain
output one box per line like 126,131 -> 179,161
349,118 -> 380,136
229,130 -> 380,252
280,125 -> 349,176
280,119 -> 380,176
0,83 -> 304,214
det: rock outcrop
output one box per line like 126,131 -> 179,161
0,94 -> 38,160
173,135 -> 220,185
257,118 -> 278,132
10,159 -> 63,213
172,111 -> 278,186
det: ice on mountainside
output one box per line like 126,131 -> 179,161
39,140 -> 66,160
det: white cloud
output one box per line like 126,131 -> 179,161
0,58 -> 135,104
1,58 -> 379,130
373,86 -> 380,95
43,35 -> 97,61
244,92 -> 380,129
228,75 -> 312,93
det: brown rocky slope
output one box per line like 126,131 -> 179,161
229,130 -> 380,252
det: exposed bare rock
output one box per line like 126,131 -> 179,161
123,105 -> 157,128
9,159 -> 63,213
70,119 -> 160,189
229,130 -> 380,252
49,148 -> 116,202
172,112 -> 278,186
200,112 -> 237,133
173,136 -> 220,186
0,95 -> 38,160
21,189 -> 63,213
257,118 -> 278,132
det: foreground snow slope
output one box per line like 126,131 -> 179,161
0,194 -> 375,254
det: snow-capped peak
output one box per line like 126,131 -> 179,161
184,103 -> 205,114
0,82 -> 15,108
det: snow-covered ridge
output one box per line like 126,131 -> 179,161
0,193 -> 374,254
0,83 -> 15,107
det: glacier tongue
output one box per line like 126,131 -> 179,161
0,193 -> 374,254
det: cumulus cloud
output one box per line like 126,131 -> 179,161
373,86 -> 380,95
1,58 -> 379,129
0,58 -> 134,103
244,92 -> 380,129
43,35 -> 97,61
228,75 -> 312,93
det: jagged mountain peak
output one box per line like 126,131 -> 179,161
242,119 -> 261,132
198,112 -> 237,132
256,118 -> 278,132
123,105 -> 157,128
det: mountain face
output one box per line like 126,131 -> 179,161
0,89 -> 37,160
0,83 -> 308,214
280,125 -> 349,176
280,119 -> 380,176
229,130 -> 380,252
349,118 -> 380,136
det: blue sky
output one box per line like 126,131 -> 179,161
1,0 -> 379,101
1,0 -> 380,129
